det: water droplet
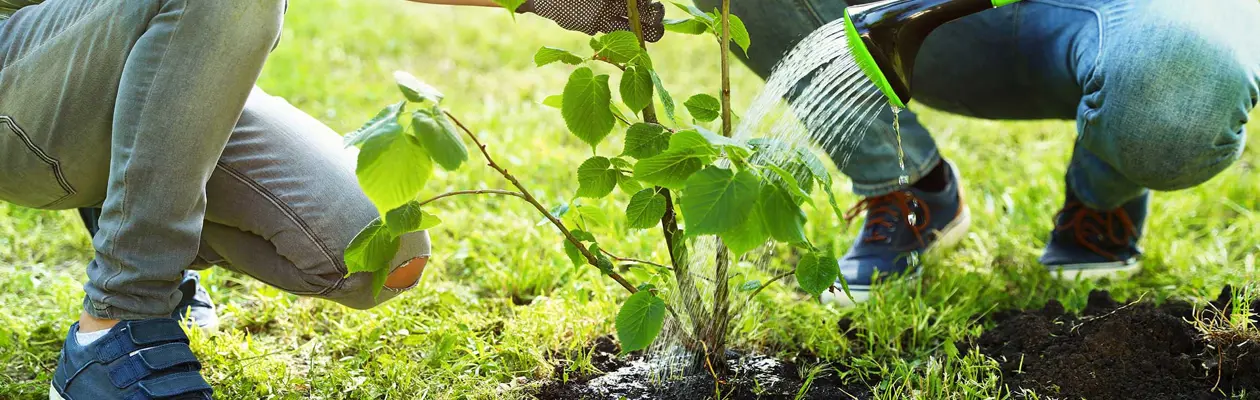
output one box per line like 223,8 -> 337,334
907,212 -> 917,226
906,251 -> 920,267
898,175 -> 910,186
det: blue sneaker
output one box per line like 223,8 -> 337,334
1040,187 -> 1147,279
173,272 -> 219,332
822,160 -> 971,305
50,319 -> 213,400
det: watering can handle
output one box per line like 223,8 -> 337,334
992,0 -> 1022,7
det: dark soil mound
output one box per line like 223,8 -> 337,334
534,336 -> 870,400
977,288 -> 1260,400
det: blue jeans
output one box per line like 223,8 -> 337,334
0,0 -> 429,320
698,0 -> 1260,209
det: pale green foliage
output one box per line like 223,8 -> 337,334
795,251 -> 839,296
411,109 -> 467,171
534,46 -> 584,67
621,123 -> 670,159
344,220 -> 400,298
576,156 -> 619,198
384,202 -> 442,237
619,63 -> 654,113
356,115 -> 433,214
615,291 -> 667,353
679,166 -> 759,235
684,93 -> 721,122
625,189 -> 667,229
562,67 -> 615,147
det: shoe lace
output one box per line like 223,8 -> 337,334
845,191 -> 932,245
1054,201 -> 1138,260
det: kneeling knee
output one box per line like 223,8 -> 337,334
1107,122 -> 1244,191
329,231 -> 432,310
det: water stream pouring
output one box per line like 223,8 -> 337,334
844,0 -> 1023,108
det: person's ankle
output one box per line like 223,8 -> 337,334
78,311 -> 120,333
911,160 -> 949,193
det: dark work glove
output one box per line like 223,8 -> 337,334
517,0 -> 666,42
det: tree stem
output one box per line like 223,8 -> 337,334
444,111 -> 637,294
417,189 -> 525,207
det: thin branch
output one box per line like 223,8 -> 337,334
601,248 -> 670,270
416,189 -> 525,207
444,111 -> 638,294
746,271 -> 795,301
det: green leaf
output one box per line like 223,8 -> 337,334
729,14 -> 751,56
622,123 -> 671,159
620,64 -> 655,113
568,203 -> 608,227
576,156 -> 618,198
543,94 -> 563,109
562,68 -> 615,147
563,230 -> 597,266
719,203 -> 769,256
796,251 -> 839,296
493,0 -> 526,14
345,102 -> 405,148
671,2 -> 715,23
345,219 -> 401,298
394,71 -> 444,105
411,109 -> 468,171
384,202 -> 442,236
663,18 -> 709,35
610,103 -> 633,126
684,94 -> 721,122
534,46 -> 584,67
594,31 -> 642,64
617,171 -> 644,194
759,181 -> 808,244
589,243 -> 614,274
667,130 -> 719,159
680,167 -> 760,235
616,292 -> 667,353
739,280 -> 762,291
345,219 -> 402,273
649,71 -> 677,123
356,116 -> 434,214
764,164 -> 811,205
625,189 -> 667,230
633,149 -> 706,190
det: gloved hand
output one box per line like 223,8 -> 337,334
517,0 -> 666,42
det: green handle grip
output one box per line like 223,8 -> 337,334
992,0 -> 1022,7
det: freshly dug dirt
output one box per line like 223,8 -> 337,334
534,336 -> 870,400
977,288 -> 1260,400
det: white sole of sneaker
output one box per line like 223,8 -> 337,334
1048,259 -> 1142,281
822,203 -> 973,306
49,384 -> 65,400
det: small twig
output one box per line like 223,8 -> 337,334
416,189 -> 525,207
600,248 -> 669,270
746,271 -> 795,300
1071,292 -> 1148,334
444,111 -> 638,294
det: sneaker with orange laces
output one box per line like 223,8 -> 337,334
1040,187 -> 1147,279
822,160 -> 971,305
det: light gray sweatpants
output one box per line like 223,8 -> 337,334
0,0 -> 430,320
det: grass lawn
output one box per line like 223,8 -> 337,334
2,0 -> 1257,398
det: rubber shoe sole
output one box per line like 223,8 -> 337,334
822,202 -> 972,306
1048,258 -> 1141,281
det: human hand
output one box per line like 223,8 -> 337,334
517,0 -> 666,42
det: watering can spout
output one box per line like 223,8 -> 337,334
843,0 -> 1022,108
